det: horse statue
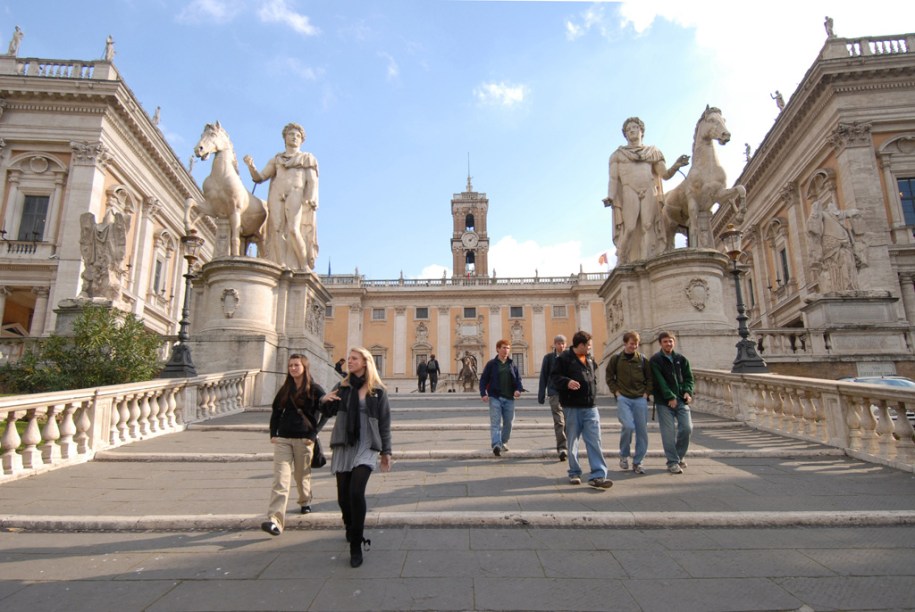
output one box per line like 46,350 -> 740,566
186,122 -> 267,258
660,106 -> 746,250
457,351 -> 478,392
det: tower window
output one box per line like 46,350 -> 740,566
465,213 -> 475,231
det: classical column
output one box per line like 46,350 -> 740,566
2,170 -> 21,235
532,305 -> 546,367
30,286 -> 50,336
577,301 -> 592,333
132,197 -> 160,308
899,273 -> 915,324
346,304 -> 363,350
780,182 -> 808,290
489,305 -> 502,345
437,306 -> 451,373
0,286 -> 10,325
393,306 -> 407,375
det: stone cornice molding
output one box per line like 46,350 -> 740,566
828,121 -> 873,152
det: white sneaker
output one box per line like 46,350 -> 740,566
619,457 -> 629,470
668,463 -> 683,474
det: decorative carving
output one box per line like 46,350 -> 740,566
806,201 -> 860,293
306,299 -> 325,335
829,121 -> 872,151
416,321 -> 429,344
685,278 -> 710,311
144,197 -> 162,219
510,320 -> 524,344
70,141 -> 111,167
606,298 -> 623,333
78,210 -> 128,300
220,288 -> 239,318
778,181 -> 800,208
28,156 -> 49,174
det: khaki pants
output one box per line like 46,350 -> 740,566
266,437 -> 314,531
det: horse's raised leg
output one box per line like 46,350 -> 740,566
229,209 -> 242,257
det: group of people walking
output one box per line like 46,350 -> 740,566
533,329 -> 695,488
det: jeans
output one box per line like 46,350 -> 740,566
489,396 -> 515,448
549,394 -> 567,451
429,373 -> 438,393
656,400 -> 693,466
617,395 -> 649,465
563,406 -> 608,481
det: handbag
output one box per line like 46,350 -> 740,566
311,436 -> 327,468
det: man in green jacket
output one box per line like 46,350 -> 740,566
649,331 -> 695,474
606,330 -> 653,474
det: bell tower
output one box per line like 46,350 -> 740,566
451,173 -> 489,277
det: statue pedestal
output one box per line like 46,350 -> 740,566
802,292 -> 909,355
598,249 -> 739,371
188,257 -> 332,406
53,297 -> 116,336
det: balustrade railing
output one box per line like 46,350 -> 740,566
695,369 -> 915,472
320,272 -> 608,289
0,369 -> 257,482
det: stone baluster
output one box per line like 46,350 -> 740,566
874,399 -> 897,460
845,397 -> 864,452
166,387 -> 180,428
2,410 -> 24,475
798,390 -> 816,439
75,402 -> 91,455
116,396 -> 131,443
138,393 -> 152,435
768,385 -> 784,431
858,397 -> 880,456
753,383 -> 768,427
40,404 -> 62,464
20,408 -> 42,469
127,394 -> 141,439
155,392 -> 169,432
891,401 -> 915,464
783,389 -> 799,435
215,381 -> 227,414
58,402 -> 78,459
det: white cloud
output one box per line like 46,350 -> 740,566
488,236 -> 606,278
378,51 -> 399,80
177,0 -> 243,24
258,0 -> 319,36
415,264 -> 450,280
283,57 -> 322,81
474,81 -> 527,108
565,4 -> 610,40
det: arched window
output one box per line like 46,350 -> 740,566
465,213 -> 475,231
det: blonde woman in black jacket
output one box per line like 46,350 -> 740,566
320,347 -> 393,568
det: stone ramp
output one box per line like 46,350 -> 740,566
2,397 -> 914,531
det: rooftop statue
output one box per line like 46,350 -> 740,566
661,106 -> 747,251
6,26 -> 22,57
603,116 -> 689,264
244,123 -> 319,271
188,121 -> 267,258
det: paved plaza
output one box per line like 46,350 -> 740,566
2,394 -> 915,611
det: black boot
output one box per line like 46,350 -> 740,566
345,524 -> 351,543
349,528 -> 370,568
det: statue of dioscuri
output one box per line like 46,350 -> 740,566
244,123 -> 319,271
603,116 -> 689,264
660,106 -> 746,251
79,209 -> 128,300
187,121 -> 267,258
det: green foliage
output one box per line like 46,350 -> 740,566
0,306 -> 163,393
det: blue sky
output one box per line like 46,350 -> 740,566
2,1 -> 913,279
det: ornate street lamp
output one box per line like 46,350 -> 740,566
160,229 -> 206,378
720,224 -> 769,374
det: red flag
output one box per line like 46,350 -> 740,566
598,252 -> 608,266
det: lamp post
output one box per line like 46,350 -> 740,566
720,224 -> 769,374
160,229 -> 206,378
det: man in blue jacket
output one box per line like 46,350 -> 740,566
480,339 -> 523,457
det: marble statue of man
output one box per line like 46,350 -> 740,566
243,123 -> 319,271
603,116 -> 689,264
7,26 -> 23,56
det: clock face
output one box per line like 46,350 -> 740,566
461,231 -> 479,248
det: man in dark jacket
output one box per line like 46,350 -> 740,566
480,339 -> 523,457
538,334 -> 568,461
549,330 -> 613,489
417,358 -> 428,393
649,330 -> 695,474
427,354 -> 441,393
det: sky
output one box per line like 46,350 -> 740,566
2,1 -> 914,279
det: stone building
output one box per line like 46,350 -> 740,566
321,178 -> 608,390
711,31 -> 915,379
0,42 -> 214,360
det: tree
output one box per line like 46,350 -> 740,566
0,306 -> 163,393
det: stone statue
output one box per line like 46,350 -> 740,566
244,123 -> 319,271
7,26 -> 22,56
661,106 -> 746,251
744,143 -> 752,162
771,91 -> 785,111
603,116 -> 689,264
78,209 -> 128,300
806,201 -> 859,293
457,351 -> 478,392
824,16 -> 835,39
152,106 -> 160,126
104,35 -> 115,62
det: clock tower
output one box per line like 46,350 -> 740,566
451,174 -> 490,277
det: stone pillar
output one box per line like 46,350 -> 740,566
2,170 -> 21,236
347,304 -> 363,351
30,286 -> 50,336
130,198 -> 160,313
578,301 -> 592,333
899,273 -> 915,324
489,305 -> 502,345
0,286 -> 9,324
393,306 -> 407,375
532,305 -> 546,368
437,306 -> 451,373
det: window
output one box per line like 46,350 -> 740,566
18,195 -> 49,241
509,306 -> 523,318
415,307 -> 429,319
152,260 -> 164,294
552,305 -> 567,318
747,276 -> 756,308
779,248 -> 791,284
325,305 -> 334,318
463,307 -> 476,319
372,308 -> 386,321
511,352 -> 525,376
899,178 -> 915,226
465,213 -> 475,231
372,353 -> 384,374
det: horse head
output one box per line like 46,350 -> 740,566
194,121 -> 231,161
697,105 -> 731,146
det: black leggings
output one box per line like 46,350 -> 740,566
335,465 -> 372,530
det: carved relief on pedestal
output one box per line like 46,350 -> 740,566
221,288 -> 239,318
685,278 -> 710,311
306,298 -> 325,335
606,298 -> 623,333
